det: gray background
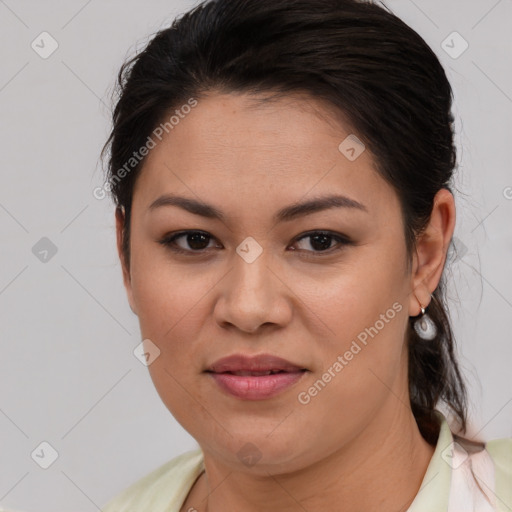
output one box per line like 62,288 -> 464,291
0,0 -> 511,510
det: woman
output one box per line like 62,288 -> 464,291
100,0 -> 512,510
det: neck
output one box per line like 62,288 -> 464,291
189,404 -> 437,512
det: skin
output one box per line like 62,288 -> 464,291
115,91 -> 455,512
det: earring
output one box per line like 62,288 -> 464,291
414,302 -> 437,340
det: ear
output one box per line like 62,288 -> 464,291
115,206 -> 138,316
409,188 -> 455,316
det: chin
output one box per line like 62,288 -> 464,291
202,429 -> 315,474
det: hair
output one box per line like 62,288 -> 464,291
101,0 -> 471,446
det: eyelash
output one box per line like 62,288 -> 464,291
158,230 -> 354,258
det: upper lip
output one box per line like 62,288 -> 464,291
206,353 -> 307,373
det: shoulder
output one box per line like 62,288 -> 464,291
485,437 -> 512,510
486,436 -> 512,465
101,448 -> 204,512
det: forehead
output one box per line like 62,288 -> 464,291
132,92 -> 398,220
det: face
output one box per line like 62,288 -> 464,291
117,91 -> 425,473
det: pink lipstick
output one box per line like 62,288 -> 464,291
205,353 -> 308,400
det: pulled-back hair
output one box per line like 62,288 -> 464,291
101,0 -> 469,444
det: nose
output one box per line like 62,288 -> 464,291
213,248 -> 293,334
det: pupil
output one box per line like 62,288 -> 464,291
311,234 -> 331,251
188,233 -> 209,250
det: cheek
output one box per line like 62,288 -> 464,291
130,261 -> 213,422
290,271 -> 408,454
296,246 -> 407,348
297,241 -> 409,398
129,245 -> 212,340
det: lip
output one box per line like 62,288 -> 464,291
205,353 -> 308,400
206,353 -> 306,373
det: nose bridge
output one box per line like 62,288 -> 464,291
231,238 -> 274,303
215,238 -> 290,332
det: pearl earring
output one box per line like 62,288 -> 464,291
414,302 -> 437,340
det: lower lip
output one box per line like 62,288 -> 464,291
208,371 -> 307,400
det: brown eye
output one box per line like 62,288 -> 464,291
159,231 -> 220,255
158,229 -> 353,258
292,231 -> 353,255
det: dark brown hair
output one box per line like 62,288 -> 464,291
101,0 -> 470,445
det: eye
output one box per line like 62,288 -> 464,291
158,229 -> 353,257
291,231 -> 353,255
158,230 -> 221,255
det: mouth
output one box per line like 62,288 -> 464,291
206,353 -> 308,374
211,369 -> 305,376
204,353 -> 309,400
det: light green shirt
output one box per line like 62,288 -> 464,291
101,413 -> 512,511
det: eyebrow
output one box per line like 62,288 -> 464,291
148,193 -> 368,222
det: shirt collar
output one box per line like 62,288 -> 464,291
406,410 -> 453,512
